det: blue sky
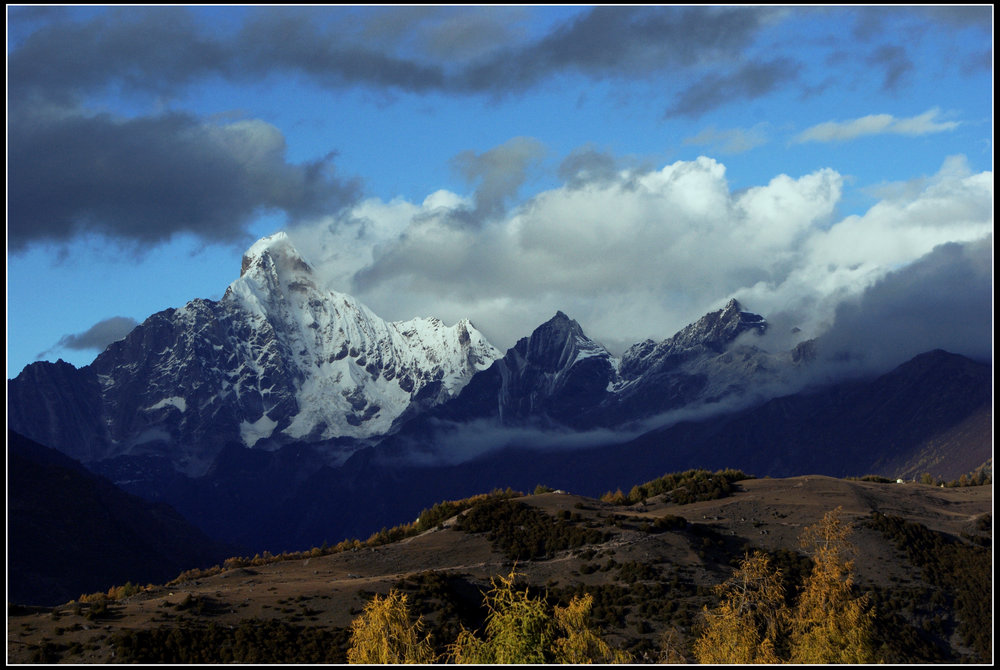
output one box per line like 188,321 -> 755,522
7,6 -> 993,379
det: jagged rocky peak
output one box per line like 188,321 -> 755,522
533,311 -> 585,344
619,299 -> 767,380
520,311 -> 610,373
670,298 -> 767,352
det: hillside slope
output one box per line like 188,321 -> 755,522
8,474 -> 991,664
6,430 -> 236,607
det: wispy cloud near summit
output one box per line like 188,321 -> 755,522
793,108 -> 960,144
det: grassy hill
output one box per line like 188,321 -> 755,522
7,472 -> 991,664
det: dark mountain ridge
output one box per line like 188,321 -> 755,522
57,346 -> 986,554
6,430 -> 237,606
401,298 -> 776,435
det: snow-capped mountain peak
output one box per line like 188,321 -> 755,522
8,232 -> 502,472
240,231 -> 310,278
220,233 -> 503,445
670,298 -> 767,352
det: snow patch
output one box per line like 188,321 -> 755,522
241,414 -> 278,447
147,396 -> 187,413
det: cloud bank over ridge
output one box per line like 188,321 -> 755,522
287,150 -> 992,367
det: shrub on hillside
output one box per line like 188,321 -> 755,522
453,498 -> 607,561
601,468 -> 752,506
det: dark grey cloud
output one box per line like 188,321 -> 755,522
10,6 -> 781,105
453,6 -> 778,94
10,6 -> 987,109
10,7 -> 229,104
235,11 -> 447,93
7,5 -> 75,44
664,58 -> 801,118
557,146 -> 620,189
9,6 -> 988,256
866,45 -> 913,92
450,137 -> 547,222
230,6 -> 779,98
9,107 -> 360,251
371,6 -> 528,62
41,316 -> 139,357
962,48 -> 993,75
8,7 -> 449,105
848,6 -> 989,88
918,6 -> 993,33
817,237 -> 993,372
851,7 -> 903,42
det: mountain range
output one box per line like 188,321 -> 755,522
8,232 -> 499,475
9,231 -> 794,476
7,232 -> 992,556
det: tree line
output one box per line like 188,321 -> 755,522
346,508 -> 880,664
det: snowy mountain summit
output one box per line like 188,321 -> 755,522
8,232 -> 500,473
224,232 -> 501,444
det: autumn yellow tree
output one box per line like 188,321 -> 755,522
551,592 -> 633,664
449,569 -> 557,664
346,590 -> 436,664
693,551 -> 789,664
788,507 -> 878,664
449,569 -> 631,664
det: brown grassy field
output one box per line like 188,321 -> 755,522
7,474 -> 991,663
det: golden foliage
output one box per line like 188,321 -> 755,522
449,570 -> 556,664
552,593 -> 633,664
600,488 -> 628,505
657,627 -> 689,664
448,569 -> 631,664
79,580 -> 145,603
693,551 -> 788,664
789,507 -> 877,664
346,590 -> 436,664
694,508 -> 879,664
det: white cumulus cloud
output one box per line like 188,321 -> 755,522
287,151 -> 991,365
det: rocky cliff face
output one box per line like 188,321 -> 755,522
610,298 -> 775,423
7,233 -> 501,474
619,298 -> 767,379
438,311 -> 619,428
425,298 -> 786,432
